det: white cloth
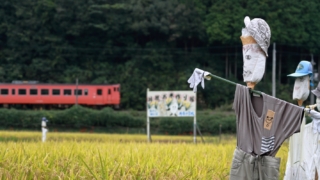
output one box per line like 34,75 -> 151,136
305,108 -> 320,133
242,43 -> 266,83
284,116 -> 306,180
284,108 -> 320,180
312,112 -> 320,136
301,119 -> 320,180
41,121 -> 48,142
187,68 -> 210,92
313,120 -> 320,134
316,98 -> 320,111
292,75 -> 310,101
42,127 -> 48,142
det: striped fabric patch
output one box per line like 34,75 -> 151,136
261,136 -> 275,154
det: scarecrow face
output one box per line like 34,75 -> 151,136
242,44 -> 266,84
292,75 -> 310,101
316,97 -> 320,110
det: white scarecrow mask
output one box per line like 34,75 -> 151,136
316,98 -> 320,110
292,75 -> 310,103
241,28 -> 266,89
311,82 -> 320,110
240,16 -> 271,89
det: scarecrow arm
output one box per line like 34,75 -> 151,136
188,68 -> 261,95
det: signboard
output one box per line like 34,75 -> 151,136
147,90 -> 196,117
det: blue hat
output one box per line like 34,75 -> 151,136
287,61 -> 313,77
42,117 -> 48,122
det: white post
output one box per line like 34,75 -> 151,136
146,88 -> 150,143
193,93 -> 197,144
147,117 -> 150,143
272,43 -> 276,97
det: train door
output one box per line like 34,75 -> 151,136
111,86 -> 118,104
95,88 -> 103,105
105,88 -> 111,104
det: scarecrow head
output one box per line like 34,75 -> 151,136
311,82 -> 320,110
287,61 -> 313,106
241,16 -> 271,89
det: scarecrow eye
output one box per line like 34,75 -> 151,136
246,55 -> 251,60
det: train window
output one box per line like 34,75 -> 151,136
108,89 -> 111,94
30,89 -> 38,95
1,89 -> 8,95
52,89 -> 60,95
74,89 -> 82,96
64,89 -> 72,95
97,89 -> 102,95
18,89 -> 26,95
84,89 -> 88,95
12,89 -> 15,95
41,89 -> 49,95
114,87 -> 116,91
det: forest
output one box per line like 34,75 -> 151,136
0,0 -> 320,110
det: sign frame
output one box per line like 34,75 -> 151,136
146,88 -> 197,143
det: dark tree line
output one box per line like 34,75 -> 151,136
0,0 -> 320,110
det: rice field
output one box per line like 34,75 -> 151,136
0,131 -> 289,179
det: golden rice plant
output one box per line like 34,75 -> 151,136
0,131 -> 288,180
